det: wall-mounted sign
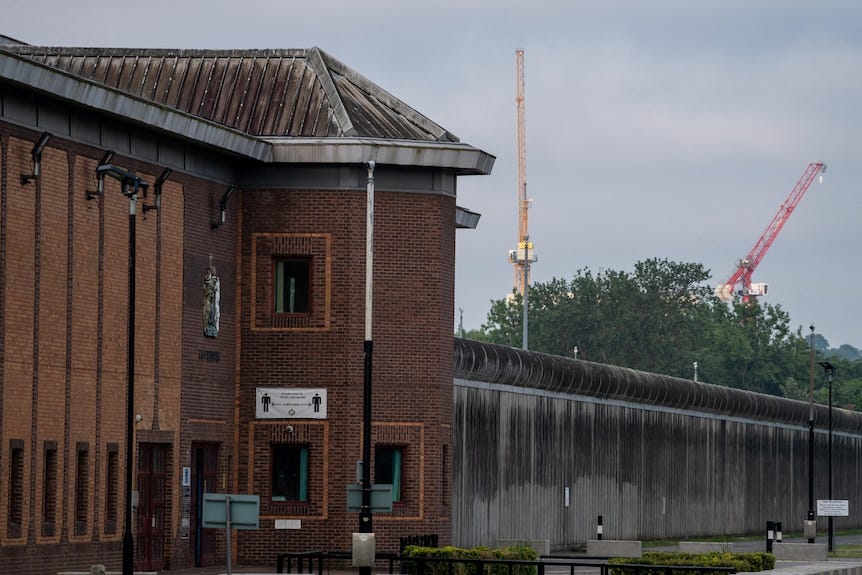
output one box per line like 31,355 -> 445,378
256,388 -> 327,419
817,499 -> 849,516
275,519 -> 302,530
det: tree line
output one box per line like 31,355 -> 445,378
464,258 -> 862,410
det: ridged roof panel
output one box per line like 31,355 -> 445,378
5,46 -> 454,142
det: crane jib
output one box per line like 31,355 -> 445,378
716,162 -> 826,302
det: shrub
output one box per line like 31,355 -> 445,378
402,544 -> 538,575
609,551 -> 775,575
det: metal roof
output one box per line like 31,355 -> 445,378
4,45 -> 458,142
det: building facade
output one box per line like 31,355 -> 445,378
0,39 -> 493,574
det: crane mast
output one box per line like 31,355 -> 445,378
716,162 -> 826,302
509,49 -> 537,293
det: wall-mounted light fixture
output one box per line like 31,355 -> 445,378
95,164 -> 148,198
87,150 -> 116,200
144,167 -> 173,213
20,131 -> 53,184
211,186 -> 235,228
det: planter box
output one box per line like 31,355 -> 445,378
586,539 -> 642,558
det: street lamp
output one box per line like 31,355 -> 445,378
97,164 -> 148,575
358,161 -> 375,575
522,236 -> 529,350
818,360 -> 836,552
807,325 -> 816,542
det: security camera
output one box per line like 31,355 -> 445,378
135,415 -> 143,423
286,425 -> 294,433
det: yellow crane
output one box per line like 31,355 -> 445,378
508,49 -> 537,294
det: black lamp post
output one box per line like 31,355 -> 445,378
818,360 -> 835,552
807,325 -> 816,542
96,164 -> 148,575
359,161 -> 375,575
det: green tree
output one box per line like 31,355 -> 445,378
481,291 -> 524,348
478,258 -> 814,399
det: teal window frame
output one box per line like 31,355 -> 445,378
274,258 -> 311,314
271,445 -> 308,502
375,446 -> 402,503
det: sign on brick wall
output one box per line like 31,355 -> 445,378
256,388 -> 327,419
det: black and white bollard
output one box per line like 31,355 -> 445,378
766,521 -> 774,553
597,515 -> 603,541
776,522 -> 782,544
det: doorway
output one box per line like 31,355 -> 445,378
191,443 -> 219,566
136,443 -> 169,571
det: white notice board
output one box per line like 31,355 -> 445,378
817,499 -> 849,516
256,388 -> 327,419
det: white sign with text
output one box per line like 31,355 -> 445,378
256,388 -> 327,419
817,499 -> 849,516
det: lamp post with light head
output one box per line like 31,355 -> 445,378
96,164 -> 148,575
818,360 -> 835,552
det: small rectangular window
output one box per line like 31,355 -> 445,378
74,442 -> 89,535
274,258 -> 311,314
42,441 -> 58,536
271,445 -> 308,502
105,444 -> 119,533
375,446 -> 402,503
7,439 -> 24,538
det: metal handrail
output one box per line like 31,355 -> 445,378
275,551 -> 738,575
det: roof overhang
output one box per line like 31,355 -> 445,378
263,137 -> 495,176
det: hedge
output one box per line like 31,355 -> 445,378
402,545 -> 538,575
609,551 -> 775,575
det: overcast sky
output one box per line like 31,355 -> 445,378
6,1 -> 861,351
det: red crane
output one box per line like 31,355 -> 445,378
715,162 -> 826,302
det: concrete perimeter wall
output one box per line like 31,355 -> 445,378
451,339 -> 862,550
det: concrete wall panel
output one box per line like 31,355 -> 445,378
453,340 -> 862,550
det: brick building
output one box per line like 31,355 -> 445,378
0,37 -> 492,574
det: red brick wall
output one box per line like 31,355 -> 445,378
174,175 -> 238,569
237,184 -> 455,563
1,122 -> 458,573
0,125 -> 185,574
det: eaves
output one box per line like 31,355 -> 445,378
263,137 -> 495,176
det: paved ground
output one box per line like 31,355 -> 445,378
143,536 -> 862,575
151,560 -> 862,575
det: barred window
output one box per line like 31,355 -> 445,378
74,443 -> 89,535
7,440 -> 24,538
42,441 -> 58,536
105,444 -> 119,533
